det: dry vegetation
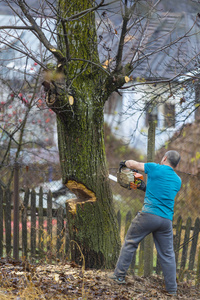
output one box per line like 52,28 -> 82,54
104,124 -> 144,169
0,258 -> 200,299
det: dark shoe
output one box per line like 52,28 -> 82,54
167,291 -> 177,296
108,273 -> 126,284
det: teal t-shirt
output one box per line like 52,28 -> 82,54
142,163 -> 182,221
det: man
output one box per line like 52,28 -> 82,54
110,150 -> 181,296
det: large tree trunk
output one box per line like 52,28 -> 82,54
57,97 -> 120,268
43,0 -> 121,268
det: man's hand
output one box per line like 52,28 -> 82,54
119,160 -> 127,171
130,180 -> 146,192
137,180 -> 146,192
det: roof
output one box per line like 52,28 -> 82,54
97,12 -> 200,80
157,0 -> 200,13
0,1 -> 54,15
0,10 -> 200,82
156,119 -> 200,175
0,15 -> 55,81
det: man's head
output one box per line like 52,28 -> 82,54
161,150 -> 181,168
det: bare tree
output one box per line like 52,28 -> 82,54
0,31 -> 57,189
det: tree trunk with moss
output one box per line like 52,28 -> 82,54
54,85 -> 120,268
43,0 -> 123,268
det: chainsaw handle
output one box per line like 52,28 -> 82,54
119,161 -> 127,172
119,161 -> 139,173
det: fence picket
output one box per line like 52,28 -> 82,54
5,189 -> 11,256
0,186 -> 3,257
174,215 -> 183,264
196,247 -> 200,286
138,240 -> 144,276
22,188 -> 29,258
189,217 -> 200,271
57,206 -> 64,258
47,191 -> 52,255
65,219 -> 70,256
31,189 -> 36,258
124,211 -> 132,237
180,217 -> 192,271
38,187 -> 44,258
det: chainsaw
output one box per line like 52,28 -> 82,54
117,167 -> 144,190
109,167 -> 144,190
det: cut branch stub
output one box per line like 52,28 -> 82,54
42,80 -> 73,118
66,180 -> 96,214
42,81 -> 58,106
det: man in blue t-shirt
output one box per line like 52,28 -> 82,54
109,150 -> 181,296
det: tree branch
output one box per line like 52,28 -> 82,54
0,38 -> 48,70
115,3 -> 133,72
0,25 -> 34,30
16,0 -> 65,63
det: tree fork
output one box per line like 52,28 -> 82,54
41,0 -> 121,269
43,79 -> 74,118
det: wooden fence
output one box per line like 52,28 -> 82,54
0,186 -> 69,261
0,186 -> 200,283
117,210 -> 200,283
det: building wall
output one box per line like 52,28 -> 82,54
104,82 -> 195,154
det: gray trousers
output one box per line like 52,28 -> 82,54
114,212 -> 177,292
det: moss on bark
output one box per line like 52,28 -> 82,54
44,0 -> 121,268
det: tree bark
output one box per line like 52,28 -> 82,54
56,94 -> 121,268
43,0 -> 121,268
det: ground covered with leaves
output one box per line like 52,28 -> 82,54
0,258 -> 199,299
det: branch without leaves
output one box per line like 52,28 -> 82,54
16,0 -> 65,63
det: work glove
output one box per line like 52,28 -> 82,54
137,180 -> 146,192
119,160 -> 127,171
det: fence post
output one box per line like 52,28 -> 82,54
189,217 -> 200,271
47,191 -> 52,258
174,215 -> 183,265
5,189 -> 11,256
57,206 -> 64,259
38,187 -> 44,258
144,112 -> 156,276
196,247 -> 200,287
65,219 -> 70,256
31,189 -> 36,259
138,239 -> 145,276
22,188 -> 29,258
180,217 -> 192,271
13,162 -> 19,260
124,211 -> 132,237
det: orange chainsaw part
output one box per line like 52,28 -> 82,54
130,172 -> 144,190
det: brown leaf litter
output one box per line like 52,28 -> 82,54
0,258 -> 199,299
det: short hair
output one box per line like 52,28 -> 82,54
165,150 -> 181,168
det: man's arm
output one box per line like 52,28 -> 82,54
125,160 -> 145,172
